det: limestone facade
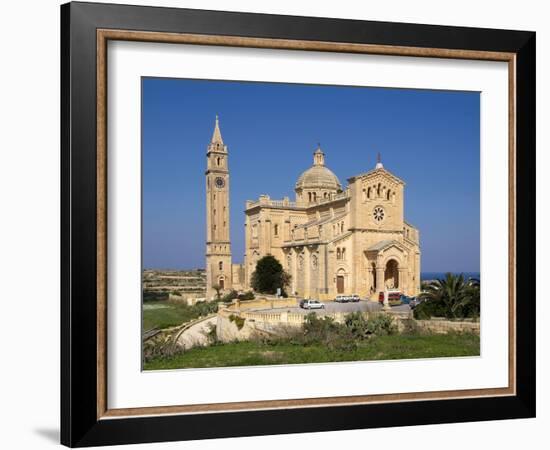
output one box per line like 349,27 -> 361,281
243,149 -> 421,299
205,118 -> 420,300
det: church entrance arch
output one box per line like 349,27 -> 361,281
384,259 -> 399,289
218,277 -> 225,290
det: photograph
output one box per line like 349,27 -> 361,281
141,78 -> 481,370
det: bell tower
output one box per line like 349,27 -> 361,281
205,115 -> 232,299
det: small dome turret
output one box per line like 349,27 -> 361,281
295,146 -> 342,203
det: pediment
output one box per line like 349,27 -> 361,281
366,239 -> 407,255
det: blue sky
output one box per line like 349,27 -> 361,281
142,78 -> 480,272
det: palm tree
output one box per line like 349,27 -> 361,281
419,273 -> 480,319
211,283 -> 222,301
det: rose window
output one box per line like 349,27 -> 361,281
373,206 -> 385,222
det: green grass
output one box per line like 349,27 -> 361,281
142,300 -> 217,331
144,333 -> 480,370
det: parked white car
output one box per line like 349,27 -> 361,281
349,294 -> 360,302
302,299 -> 325,310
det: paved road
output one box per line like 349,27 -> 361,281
254,300 -> 411,315
176,316 -> 217,350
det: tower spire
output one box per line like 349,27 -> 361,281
211,114 -> 224,145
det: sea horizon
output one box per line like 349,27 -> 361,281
421,271 -> 480,281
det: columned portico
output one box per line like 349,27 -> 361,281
375,266 -> 385,295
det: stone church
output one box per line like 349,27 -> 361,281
205,117 -> 421,300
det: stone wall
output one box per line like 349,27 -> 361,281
216,307 -> 479,342
411,318 -> 480,335
224,296 -> 299,311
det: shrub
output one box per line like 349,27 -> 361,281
222,290 -> 238,303
344,312 -> 370,339
191,300 -> 219,317
342,312 -> 395,337
365,313 -> 396,336
302,314 -> 358,351
237,290 -> 255,300
228,314 -> 246,330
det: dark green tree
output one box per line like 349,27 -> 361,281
250,255 -> 291,295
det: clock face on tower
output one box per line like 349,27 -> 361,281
215,177 -> 225,189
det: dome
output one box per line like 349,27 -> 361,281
295,147 -> 342,192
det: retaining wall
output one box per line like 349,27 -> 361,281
216,307 -> 479,342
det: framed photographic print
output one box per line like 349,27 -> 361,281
61,1 -> 536,447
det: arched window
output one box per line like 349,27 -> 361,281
386,189 -> 391,201
342,248 -> 346,260
217,157 -> 221,166
336,248 -> 341,260
274,224 -> 279,236
367,187 -> 371,199
218,261 -> 223,271
377,183 -> 381,197
313,192 -> 317,202
308,192 -> 312,202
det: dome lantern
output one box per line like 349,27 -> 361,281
313,144 -> 325,166
295,146 -> 342,203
